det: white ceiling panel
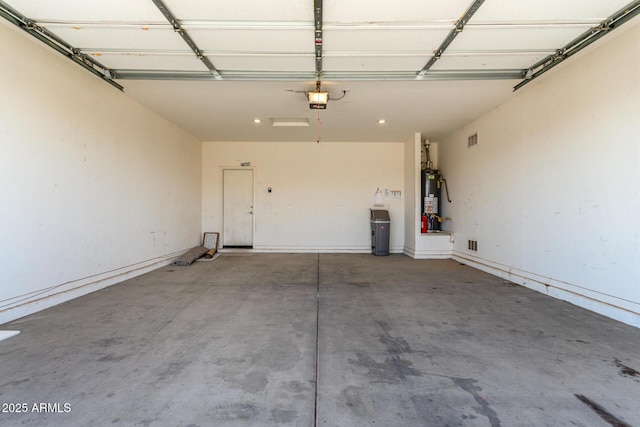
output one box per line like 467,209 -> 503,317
42,26 -> 188,51
87,53 -> 209,72
188,28 -> 314,53
450,26 -> 591,51
2,0 -> 637,145
324,0 -> 470,22
210,55 -> 315,72
323,56 -> 427,72
431,53 -> 550,71
163,0 -> 313,21
470,0 -> 632,22
11,0 -> 166,22
324,28 -> 451,53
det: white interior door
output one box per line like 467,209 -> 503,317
223,169 -> 254,247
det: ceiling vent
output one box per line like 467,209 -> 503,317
271,118 -> 310,127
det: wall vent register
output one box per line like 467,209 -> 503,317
468,133 -> 479,147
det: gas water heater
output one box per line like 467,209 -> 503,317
421,140 -> 450,232
422,170 -> 444,232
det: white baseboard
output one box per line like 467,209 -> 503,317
452,251 -> 640,328
0,251 -> 183,326
403,247 -> 452,259
241,245 -> 405,254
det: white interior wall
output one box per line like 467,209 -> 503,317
439,22 -> 640,327
403,134 -> 419,255
0,21 -> 202,324
202,141 -> 405,252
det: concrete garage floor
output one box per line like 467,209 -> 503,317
1,254 -> 639,426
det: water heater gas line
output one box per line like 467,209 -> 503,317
422,139 -> 432,170
439,176 -> 452,203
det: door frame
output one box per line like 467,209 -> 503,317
220,166 -> 256,249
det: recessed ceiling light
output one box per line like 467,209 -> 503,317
253,118 -> 262,124
378,119 -> 386,124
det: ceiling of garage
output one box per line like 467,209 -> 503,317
1,0 -> 638,142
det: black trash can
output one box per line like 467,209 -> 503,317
370,209 -> 390,256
